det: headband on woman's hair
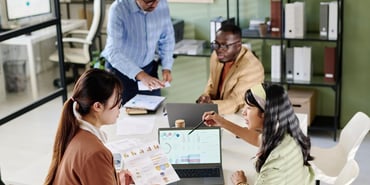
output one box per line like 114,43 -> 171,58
250,84 -> 266,111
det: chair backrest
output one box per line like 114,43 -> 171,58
338,112 -> 370,160
334,159 -> 359,185
84,0 -> 105,60
0,168 -> 4,185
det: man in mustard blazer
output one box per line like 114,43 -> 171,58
197,24 -> 264,114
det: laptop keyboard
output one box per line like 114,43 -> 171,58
175,168 -> 220,178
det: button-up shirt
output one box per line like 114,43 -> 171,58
101,0 -> 175,80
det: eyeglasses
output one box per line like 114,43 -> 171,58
210,40 -> 241,50
142,0 -> 159,5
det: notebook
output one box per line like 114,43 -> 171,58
165,103 -> 218,128
158,127 -> 224,185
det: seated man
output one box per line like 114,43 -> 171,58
197,24 -> 264,114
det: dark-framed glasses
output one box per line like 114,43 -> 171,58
142,0 -> 159,5
210,40 -> 241,50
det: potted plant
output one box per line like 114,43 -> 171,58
258,17 -> 270,36
90,51 -> 106,69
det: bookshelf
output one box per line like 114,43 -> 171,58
0,0 -> 68,125
229,0 -> 343,141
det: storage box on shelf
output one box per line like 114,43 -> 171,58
288,88 -> 317,126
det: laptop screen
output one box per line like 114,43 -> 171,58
165,103 -> 219,128
158,127 -> 221,165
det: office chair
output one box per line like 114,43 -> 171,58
0,168 -> 4,185
333,159 -> 359,185
49,0 -> 105,87
310,112 -> 370,184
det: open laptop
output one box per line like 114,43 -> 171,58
158,127 -> 224,185
165,103 -> 218,128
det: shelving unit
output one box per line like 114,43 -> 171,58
229,0 -> 343,141
0,0 -> 68,125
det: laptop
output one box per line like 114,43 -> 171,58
165,103 -> 218,128
158,127 -> 224,185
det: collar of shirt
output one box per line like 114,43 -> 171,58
72,101 -> 108,143
129,0 -> 149,14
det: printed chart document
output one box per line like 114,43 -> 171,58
124,94 -> 166,111
105,138 -> 142,170
106,140 -> 180,185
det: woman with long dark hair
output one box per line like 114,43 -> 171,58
203,84 -> 315,185
44,69 -> 132,185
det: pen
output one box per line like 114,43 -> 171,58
188,111 -> 215,135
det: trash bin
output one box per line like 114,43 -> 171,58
3,60 -> 26,92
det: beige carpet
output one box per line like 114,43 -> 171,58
161,56 -> 209,103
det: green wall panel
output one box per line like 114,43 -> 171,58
341,0 -> 370,127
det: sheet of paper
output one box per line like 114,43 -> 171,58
105,138 -> 142,153
138,81 -> 171,91
116,116 -> 155,135
121,141 -> 180,185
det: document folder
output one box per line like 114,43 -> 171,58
320,2 -> 329,38
271,45 -> 282,81
284,3 -> 296,38
285,2 -> 305,38
324,47 -> 336,80
328,1 -> 338,40
123,94 -> 165,112
293,47 -> 312,82
286,47 -> 294,80
210,17 -> 235,42
270,0 -> 282,35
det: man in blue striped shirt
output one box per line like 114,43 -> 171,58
101,0 -> 175,104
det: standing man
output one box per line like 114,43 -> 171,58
101,0 -> 175,104
196,24 -> 264,114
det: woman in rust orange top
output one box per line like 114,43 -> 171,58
44,69 -> 132,185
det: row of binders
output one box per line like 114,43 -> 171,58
271,45 -> 312,82
271,46 -> 337,82
320,1 -> 338,40
271,1 -> 338,39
